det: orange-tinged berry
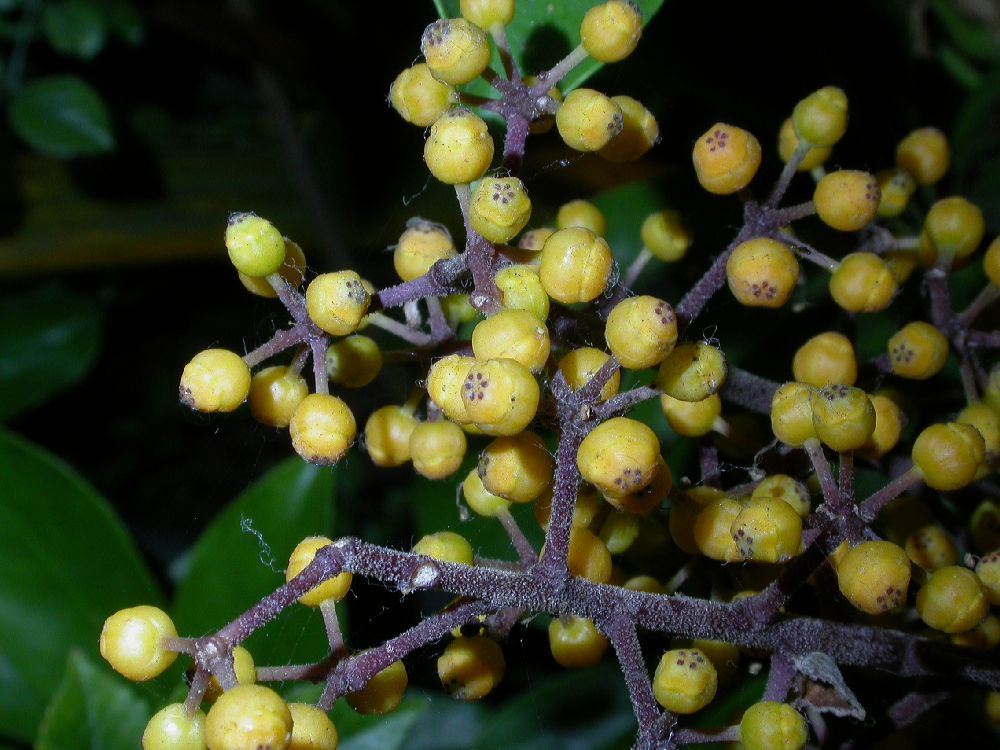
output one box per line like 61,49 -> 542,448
726,237 -> 799,308
828,252 -> 897,313
813,170 -> 880,232
692,123 -> 761,194
792,331 -> 856,387
837,541 -> 910,615
896,126 -> 950,185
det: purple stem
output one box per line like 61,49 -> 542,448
838,452 -> 854,505
502,113 -> 531,172
595,386 -> 661,420
535,426 -> 586,585
309,336 -> 330,396
887,691 -> 949,728
967,330 -> 1000,348
720,367 -> 780,415
674,726 -> 741,745
700,444 -> 721,487
496,507 -> 538,565
366,312 -> 433,347
857,467 -> 923,523
766,142 -> 809,208
763,653 -> 796,701
924,269 -> 957,336
243,325 -> 309,368
958,285 -> 1000,327
375,257 -> 468,310
804,440 -> 843,514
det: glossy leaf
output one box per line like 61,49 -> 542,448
36,650 -> 152,750
41,0 -> 107,60
9,75 -> 115,157
171,457 -> 335,665
0,429 -> 161,742
0,285 -> 102,422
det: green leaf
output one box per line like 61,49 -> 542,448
101,0 -> 144,46
171,457 -> 335,665
928,0 -> 1000,63
36,650 -> 152,750
334,697 -> 428,750
42,0 -> 107,60
0,429 -> 161,742
8,75 -> 115,158
434,0 -> 665,96
0,285 -> 102,422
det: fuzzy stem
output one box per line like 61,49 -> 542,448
781,235 -> 839,272
622,247 -> 654,291
309,337 -> 330,396
857,467 -> 923,523
320,599 -> 345,652
763,653 -> 796,701
674,726 -> 741,745
531,45 -> 589,94
536,427 -> 585,585
766,142 -> 809,208
183,669 -> 209,715
496,507 -> 538,565
838,452 -> 854,505
720,367 -> 779,415
804,440 -> 842,513
366,312 -> 433,347
595,386 -> 661,420
958,284 -> 1000,327
243,325 -> 308,368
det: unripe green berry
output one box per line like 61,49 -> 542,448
770,382 -> 817,447
472,310 -> 549,372
410,420 -> 467,480
599,95 -> 658,162
346,659 -> 408,715
655,342 -> 727,402
828,252 -> 897,313
558,347 -> 620,402
538,227 -> 613,303
599,509 -> 641,553
238,238 -> 306,298
421,18 -> 491,86
460,0 -> 515,27
792,331 -> 856,387
692,123 -> 762,194
640,209 -> 691,262
837,540 -> 910,615
225,212 -> 285,278
810,384 -> 876,453
730,497 -> 802,563
726,237 -> 799,308
876,168 -> 917,219
413,530 -> 474,566
326,335 -> 382,389
777,117 -> 830,171
469,177 -> 532,243
916,565 -> 988,634
652,648 -> 718,714
912,422 -> 985,491
288,702 -> 338,750
205,684 -> 292,750
792,86 -> 848,147
180,349 -> 251,413
463,466 -> 511,517
424,109 -> 494,184
394,219 -> 456,282
100,605 -> 178,682
249,366 -> 308,428
605,295 -> 678,369
142,703 -> 206,750
389,63 -> 457,127
580,0 -> 642,62
438,635 -> 505,700
919,196 -> 985,267
494,264 -> 550,320
479,431 -> 553,502
555,88 -> 623,152
364,405 -> 417,467
577,416 -> 660,499
814,170 -> 880,232
740,702 -> 808,750
289,394 -> 356,466
896,126 -> 950,185
286,536 -> 352,607
887,321 -> 949,380
548,616 -> 608,668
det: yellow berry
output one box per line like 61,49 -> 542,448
580,0 -> 643,62
916,565 -> 988,634
988,691 -> 1000,725
876,168 -> 917,219
837,541 -> 910,615
203,646 -> 257,703
958,402 -> 1000,458
326,335 -> 382,389
394,219 -> 457,282
598,510 -> 641,553
828,252 -> 897,313
858,393 -> 905,459
364,406 -> 417,467
142,703 -> 207,750
605,455 -> 671,516
389,63 -> 457,127
810,384 -> 876,453
972,500 -> 1000,552
740,701 -> 808,750
534,486 -> 601,530
975,549 -> 1000,605
577,416 -> 660,499
287,702 -> 338,750
813,170 -> 880,232
462,467 -> 511,517
640,209 -> 691,262
566,526 -> 612,583
469,177 -> 532,243
655,342 -> 727,402
461,358 -> 540,435
730,497 -> 802,563
668,486 -> 724,555
777,117 -> 830,171
424,109 -> 494,184
951,613 -> 1000,650
919,196 -> 985,268
792,331 -> 856,387
421,18 -> 491,86
912,422 -> 985,491
479,431 -> 553,502
248,366 -> 309,429
238,238 -> 306,298
558,347 -> 620,401
438,636 -> 505,700
99,606 -> 178,682
986,366 -> 1000,414
660,393 -> 721,438
770,382 -> 818,447
289,394 -> 356,466
427,355 -> 477,424
555,88 -> 624,152
904,525 -> 958,572
494,264 -> 549,321
306,271 -> 371,336
516,226 -> 555,255
410,420 -> 467,479
692,497 -> 743,562
286,536 -> 352,607
623,575 -> 666,594
726,237 -> 799,308
460,0 -> 515,27
548,616 -> 608,668
605,295 -> 678,369
751,475 -> 811,518
413,531 -> 474,566
205,684 -> 292,750
472,310 -> 550,372
692,123 -> 762,194
556,199 -> 606,235
652,648 -> 718,714
179,349 -> 251,413
345,660 -> 408,715
599,95 -> 659,162
225,213 -> 285,278
896,126 -> 950,185
538,227 -> 613,303
791,86 -> 848,147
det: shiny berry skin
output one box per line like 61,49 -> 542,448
904,525 -> 958,572
640,209 -> 691,262
605,455 -> 671,516
287,702 -> 338,750
548,616 -> 609,668
916,565 -> 988,634
692,496 -> 743,562
599,95 -> 659,162
469,177 -> 532,243
479,431 -> 553,503
558,347 -> 620,402
409,420 -> 467,480
660,393 -> 721,438
424,109 -> 494,185
326,335 -> 382,389
225,212 -> 285,278
427,354 -> 477,424
202,645 -> 256,703
142,703 -> 207,750
580,0 -> 643,62
567,526 -> 613,583
494,264 -> 550,320
740,702 -> 808,750
876,168 -> 916,219
538,227 -> 613,303
751,475 -> 811,518
730,497 -> 802,563
204,684 -> 292,750
421,18 -> 491,86
896,126 -> 950,185
599,510 -> 641,553
346,660 -> 408,715
777,117 -> 830,170
792,331 -> 856,387
460,0 -> 515,27
810,384 -> 875,453
438,636 -> 505,700
577,416 -> 660,499
858,393 -> 904,459
605,295 -> 678,369
393,218 -> 457,282
770,382 -> 818,447
413,530 -> 474,566
791,86 -> 848,147
813,170 -> 880,232
725,237 -> 799,308
692,123 -> 762,194
238,238 -> 306,298
652,648 -> 718,714
179,349 -> 251,413
289,394 -> 356,466
389,63 -> 457,127
249,366 -> 309,429
305,271 -> 372,337
958,402 -> 1000,459
919,196 -> 985,268
364,406 -> 417,467
911,422 -> 985,491
828,252 -> 897,313
462,467 -> 511,517
556,88 -> 623,152
285,536 -> 352,607
461,358 -> 540,436
655,342 -> 727,402
556,199 -> 606,235
837,541 -> 910,615
100,606 -> 178,683
472,310 -> 550,372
